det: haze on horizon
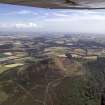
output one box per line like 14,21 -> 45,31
0,3 -> 105,35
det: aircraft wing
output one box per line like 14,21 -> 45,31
0,0 -> 105,9
0,0 -> 78,8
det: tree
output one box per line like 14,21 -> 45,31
101,89 -> 105,105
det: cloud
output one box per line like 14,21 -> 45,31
0,9 -> 39,16
1,4 -> 105,34
38,12 -> 105,34
0,22 -> 37,29
17,10 -> 33,15
15,23 -> 37,28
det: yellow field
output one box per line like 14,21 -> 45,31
5,63 -> 23,68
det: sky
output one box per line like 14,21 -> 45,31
0,3 -> 105,34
